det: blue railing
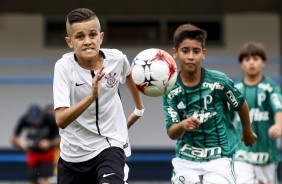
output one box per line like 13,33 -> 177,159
1,148 -> 282,181
0,148 -> 174,181
0,56 -> 281,84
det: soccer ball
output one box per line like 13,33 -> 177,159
131,48 -> 178,97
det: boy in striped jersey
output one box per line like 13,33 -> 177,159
233,42 -> 282,184
163,24 -> 257,184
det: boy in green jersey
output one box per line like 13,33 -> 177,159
163,24 -> 257,184
233,42 -> 282,184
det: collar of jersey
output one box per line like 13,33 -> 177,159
73,50 -> 106,62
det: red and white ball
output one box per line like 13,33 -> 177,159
131,48 -> 178,97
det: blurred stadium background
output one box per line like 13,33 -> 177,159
1,0 -> 282,183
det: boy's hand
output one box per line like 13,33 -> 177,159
181,117 -> 200,132
268,124 -> 282,138
241,132 -> 257,146
92,66 -> 105,98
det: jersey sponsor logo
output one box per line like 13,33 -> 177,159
226,90 -> 238,107
102,173 -> 116,178
271,93 -> 282,109
75,82 -> 86,86
226,102 -> 231,110
258,83 -> 273,93
235,83 -> 243,89
179,144 -> 222,159
234,150 -> 269,164
104,72 -> 118,88
168,86 -> 182,99
249,108 -> 269,122
191,110 -> 217,124
203,82 -> 224,90
168,106 -> 178,123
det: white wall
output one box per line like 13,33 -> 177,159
0,13 -> 280,148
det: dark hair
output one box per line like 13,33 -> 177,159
238,42 -> 266,63
25,104 -> 43,125
66,8 -> 97,25
173,23 -> 207,49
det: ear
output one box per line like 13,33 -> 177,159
100,32 -> 104,45
172,48 -> 177,59
202,48 -> 206,60
262,60 -> 266,68
65,37 -> 73,49
240,63 -> 244,70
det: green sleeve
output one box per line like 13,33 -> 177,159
269,83 -> 282,112
163,93 -> 180,131
220,77 -> 245,111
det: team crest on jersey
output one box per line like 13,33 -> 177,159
257,92 -> 266,106
104,72 -> 118,88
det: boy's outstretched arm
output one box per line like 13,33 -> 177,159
125,74 -> 145,129
268,111 -> 282,138
238,100 -> 257,146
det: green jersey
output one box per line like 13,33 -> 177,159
163,67 -> 245,162
234,76 -> 282,165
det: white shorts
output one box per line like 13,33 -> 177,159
171,157 -> 236,184
234,161 -> 278,184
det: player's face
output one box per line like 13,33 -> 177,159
65,19 -> 104,62
240,55 -> 265,77
173,39 -> 205,74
